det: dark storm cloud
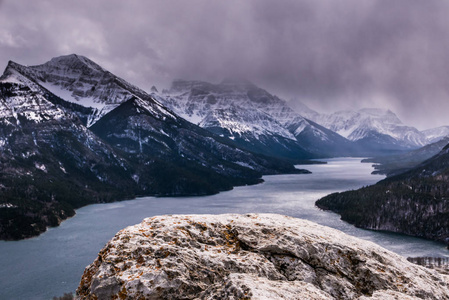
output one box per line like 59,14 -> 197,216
1,0 -> 449,129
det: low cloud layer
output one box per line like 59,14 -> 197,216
1,0 -> 449,129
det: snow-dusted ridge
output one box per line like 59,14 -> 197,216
422,125 -> 449,144
0,63 -> 69,123
2,54 -> 174,127
155,79 -> 353,159
0,55 -> 308,241
162,79 -> 316,139
293,102 -> 449,149
315,108 -> 426,147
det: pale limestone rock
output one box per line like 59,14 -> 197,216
77,214 -> 449,299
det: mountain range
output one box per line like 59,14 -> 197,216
158,82 -> 449,158
1,53 -> 449,241
0,54 -> 303,240
292,102 -> 449,153
155,80 -> 356,159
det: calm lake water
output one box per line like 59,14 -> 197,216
0,158 -> 447,299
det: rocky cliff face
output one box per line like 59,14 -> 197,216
156,80 -> 354,159
0,55 -> 307,240
0,64 -> 139,240
77,214 -> 449,299
12,54 -> 150,126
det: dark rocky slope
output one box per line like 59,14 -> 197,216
317,144 -> 449,244
90,96 -> 305,196
0,80 -> 137,240
362,136 -> 449,176
158,80 -> 356,160
0,55 -> 307,240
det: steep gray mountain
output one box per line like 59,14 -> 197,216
89,95 -> 305,195
7,54 -> 152,127
0,55 -> 305,240
0,63 -> 139,240
156,80 -> 354,159
314,108 -> 427,151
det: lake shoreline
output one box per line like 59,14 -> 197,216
2,158 -> 448,300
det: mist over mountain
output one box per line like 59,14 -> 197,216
292,101 -> 449,153
156,79 -> 354,159
0,54 -> 304,240
3,1 -> 449,298
363,136 -> 449,177
3,0 -> 449,130
1,53 -> 449,242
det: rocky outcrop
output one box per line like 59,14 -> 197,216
76,214 -> 449,299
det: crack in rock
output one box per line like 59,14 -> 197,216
76,214 -> 449,299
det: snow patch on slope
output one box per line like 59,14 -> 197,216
313,109 -> 426,147
159,80 -> 324,141
38,81 -> 103,109
422,126 -> 449,144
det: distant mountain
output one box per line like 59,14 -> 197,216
294,102 -> 449,154
422,126 -> 449,144
156,80 -> 354,159
316,141 -> 449,244
316,108 -> 427,151
362,136 -> 449,176
0,55 -> 305,240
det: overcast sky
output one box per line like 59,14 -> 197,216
1,0 -> 449,129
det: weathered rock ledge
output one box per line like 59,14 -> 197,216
76,214 -> 449,299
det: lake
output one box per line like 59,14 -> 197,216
0,157 -> 447,299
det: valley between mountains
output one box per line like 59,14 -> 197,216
1,54 -> 449,245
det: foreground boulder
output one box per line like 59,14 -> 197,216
76,214 -> 449,299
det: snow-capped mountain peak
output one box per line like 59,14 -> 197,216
158,80 -> 296,139
1,61 -> 40,88
155,79 -> 354,159
357,108 -> 402,125
44,54 -> 108,74
1,54 -> 171,127
305,108 -> 427,149
0,62 -> 69,123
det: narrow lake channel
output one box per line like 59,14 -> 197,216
0,158 -> 447,300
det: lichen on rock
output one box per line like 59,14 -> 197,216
76,214 -> 449,299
